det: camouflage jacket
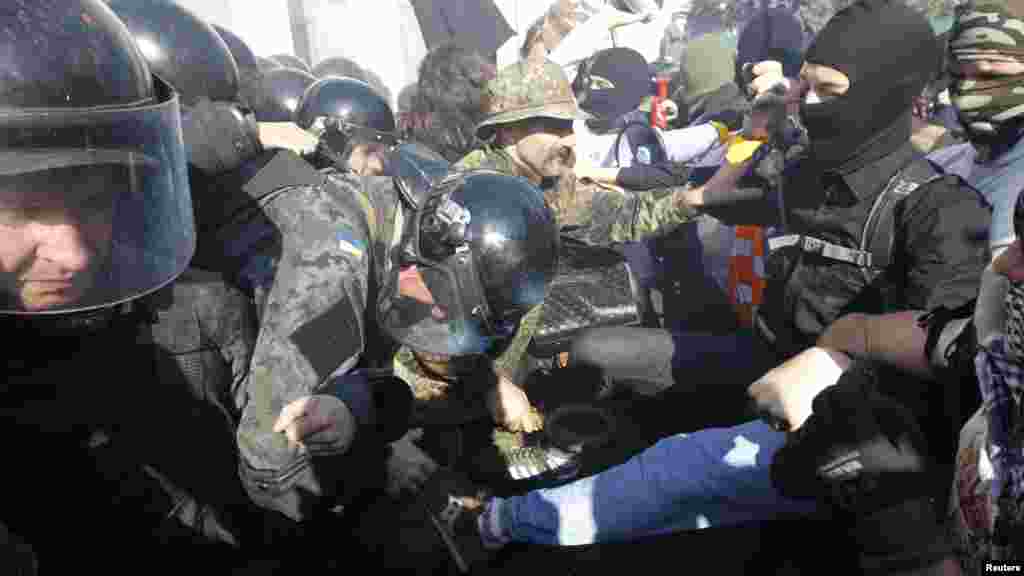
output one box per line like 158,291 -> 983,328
235,164 -> 403,523
392,299 -> 543,425
392,342 -> 536,465
392,347 -> 489,428
455,146 -> 697,245
454,146 -> 695,381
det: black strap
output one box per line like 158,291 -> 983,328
859,157 -> 943,272
243,149 -> 325,204
767,157 -> 943,274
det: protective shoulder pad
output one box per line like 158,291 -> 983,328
241,148 -> 325,203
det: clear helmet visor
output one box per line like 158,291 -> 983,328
378,257 -> 508,357
377,171 -> 555,357
0,79 -> 195,314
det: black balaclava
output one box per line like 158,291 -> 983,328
574,47 -> 651,133
800,0 -> 938,172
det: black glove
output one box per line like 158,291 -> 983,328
770,366 -> 954,574
770,365 -> 928,508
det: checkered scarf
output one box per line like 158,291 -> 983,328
975,282 -> 1024,547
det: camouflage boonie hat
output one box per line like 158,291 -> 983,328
476,58 -> 590,140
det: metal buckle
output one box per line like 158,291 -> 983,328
800,236 -> 825,255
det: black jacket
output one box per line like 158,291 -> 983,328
704,141 -> 991,356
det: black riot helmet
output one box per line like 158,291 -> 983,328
252,67 -> 318,122
0,0 -> 195,316
106,0 -> 240,106
312,56 -> 368,81
391,142 -> 452,208
210,24 -> 264,111
270,54 -> 312,74
181,99 -> 262,176
211,24 -> 260,78
297,76 -> 398,165
378,171 -> 559,357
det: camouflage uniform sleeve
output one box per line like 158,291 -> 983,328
626,186 -> 698,243
490,303 -> 543,384
235,173 -> 377,523
568,182 -> 697,245
454,149 -> 487,171
181,268 -> 259,414
454,147 -> 523,176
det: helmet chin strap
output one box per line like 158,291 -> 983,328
1,300 -> 147,338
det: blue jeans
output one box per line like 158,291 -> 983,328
494,419 -> 818,546
520,325 -> 816,547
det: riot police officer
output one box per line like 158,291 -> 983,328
297,75 -> 399,176
0,0 -> 253,571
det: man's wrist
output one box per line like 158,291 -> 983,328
678,184 -> 702,208
819,347 -> 854,372
818,314 -> 873,361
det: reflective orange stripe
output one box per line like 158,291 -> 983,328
727,225 -> 766,327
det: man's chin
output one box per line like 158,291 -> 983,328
20,286 -> 89,312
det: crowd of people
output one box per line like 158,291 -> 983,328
3,0 -> 1024,574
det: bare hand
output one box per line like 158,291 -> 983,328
747,347 -> 849,431
993,239 -> 1024,282
487,376 -> 543,433
743,61 -> 802,142
273,395 -> 357,450
747,61 -> 802,103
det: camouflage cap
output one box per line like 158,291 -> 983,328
476,58 -> 590,140
950,1 -> 1024,61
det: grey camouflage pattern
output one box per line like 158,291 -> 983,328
150,267 -> 258,421
235,170 -> 401,521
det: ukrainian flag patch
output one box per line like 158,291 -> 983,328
336,228 -> 366,259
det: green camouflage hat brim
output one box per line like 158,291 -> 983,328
476,100 -> 590,139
